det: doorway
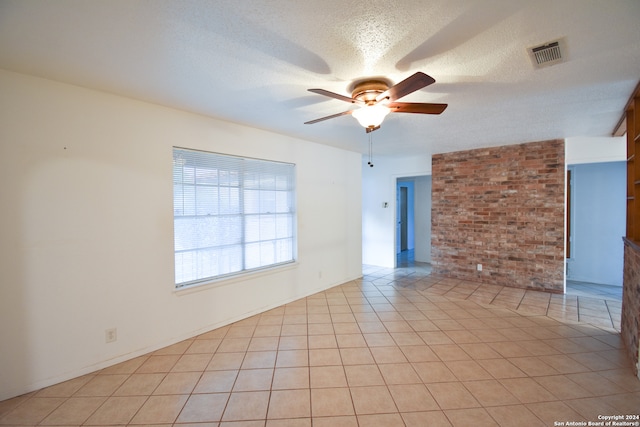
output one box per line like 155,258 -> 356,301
399,186 -> 409,252
566,161 -> 625,287
396,176 -> 431,265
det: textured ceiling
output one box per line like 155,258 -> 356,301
0,0 -> 638,156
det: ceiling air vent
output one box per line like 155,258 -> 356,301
528,39 -> 565,69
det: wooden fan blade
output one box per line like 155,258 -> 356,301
308,88 -> 359,104
304,109 -> 353,124
376,72 -> 436,103
388,102 -> 448,114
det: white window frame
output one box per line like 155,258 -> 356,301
173,147 -> 297,288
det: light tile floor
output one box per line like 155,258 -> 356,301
1,264 -> 638,426
390,260 -> 622,330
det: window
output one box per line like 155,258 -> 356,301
173,147 -> 296,288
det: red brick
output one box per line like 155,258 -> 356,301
622,239 -> 640,377
431,140 -> 564,292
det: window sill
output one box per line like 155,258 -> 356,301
174,261 -> 299,296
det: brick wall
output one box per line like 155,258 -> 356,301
431,139 -> 565,292
622,239 -> 640,377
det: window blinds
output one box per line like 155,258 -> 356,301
173,147 -> 296,287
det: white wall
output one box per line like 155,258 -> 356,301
362,155 -> 431,267
566,136 -> 626,164
0,70 -> 362,400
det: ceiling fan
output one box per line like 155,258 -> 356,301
304,72 -> 447,133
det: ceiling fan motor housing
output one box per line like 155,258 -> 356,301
351,80 -> 389,104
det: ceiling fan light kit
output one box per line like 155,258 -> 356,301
352,104 -> 391,129
304,71 -> 447,132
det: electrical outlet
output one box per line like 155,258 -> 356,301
105,328 -> 117,343
477,264 -> 483,272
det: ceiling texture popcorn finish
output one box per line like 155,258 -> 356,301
0,0 -> 638,156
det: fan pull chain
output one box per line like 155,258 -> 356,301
367,132 -> 374,167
